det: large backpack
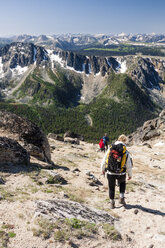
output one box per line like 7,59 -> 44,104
99,139 -> 105,149
106,143 -> 127,173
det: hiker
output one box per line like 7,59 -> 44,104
99,138 -> 105,152
103,133 -> 109,150
101,134 -> 132,209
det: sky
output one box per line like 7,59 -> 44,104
0,0 -> 164,37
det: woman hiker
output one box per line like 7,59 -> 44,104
101,134 -> 133,209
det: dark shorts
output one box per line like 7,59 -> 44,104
107,174 -> 126,185
107,174 -> 126,199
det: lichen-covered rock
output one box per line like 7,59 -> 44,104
0,136 -> 30,165
0,111 -> 51,163
35,199 -> 116,224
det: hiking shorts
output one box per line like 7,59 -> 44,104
107,174 -> 126,185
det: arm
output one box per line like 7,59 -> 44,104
101,149 -> 109,174
125,151 -> 132,179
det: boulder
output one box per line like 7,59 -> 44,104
128,109 -> 165,145
47,133 -> 64,142
64,130 -> 84,140
45,172 -> 67,185
0,136 -> 30,165
0,111 -> 51,163
64,137 -> 80,145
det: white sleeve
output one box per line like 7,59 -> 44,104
126,151 -> 133,177
101,149 -> 109,173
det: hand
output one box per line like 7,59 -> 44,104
102,171 -> 105,176
128,176 -> 132,180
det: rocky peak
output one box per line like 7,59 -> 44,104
0,42 -> 49,70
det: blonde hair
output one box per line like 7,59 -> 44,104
118,134 -> 128,143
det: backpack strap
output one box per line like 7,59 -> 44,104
105,149 -> 111,169
120,152 -> 126,172
120,147 -> 127,172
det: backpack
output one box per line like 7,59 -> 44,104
106,143 -> 127,173
99,139 -> 105,149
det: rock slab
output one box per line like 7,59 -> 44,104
36,199 -> 116,224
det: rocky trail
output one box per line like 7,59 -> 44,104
0,133 -> 164,248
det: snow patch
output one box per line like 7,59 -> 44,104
11,65 -> 28,77
0,57 -> 4,78
47,35 -> 54,40
95,72 -> 101,77
47,49 -> 86,74
106,58 -> 111,67
154,141 -> 164,147
116,58 -> 127,73
120,60 -> 127,73
88,63 -> 91,73
47,49 -> 64,69
117,32 -> 126,37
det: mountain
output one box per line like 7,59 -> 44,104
0,42 -> 165,141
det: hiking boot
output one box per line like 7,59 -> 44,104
110,200 -> 115,209
119,197 -> 126,205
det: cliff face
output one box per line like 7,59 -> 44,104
0,42 -> 48,69
129,57 -> 164,89
57,50 -> 119,76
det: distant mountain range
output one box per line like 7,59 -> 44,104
0,33 -> 165,50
